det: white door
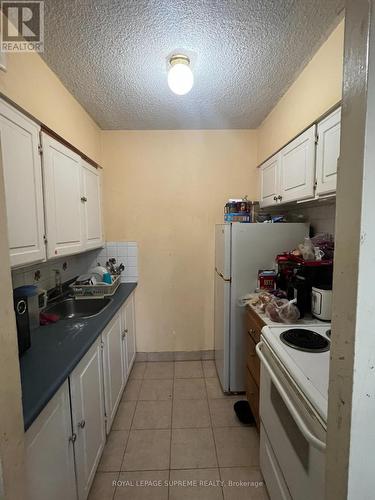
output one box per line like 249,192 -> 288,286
260,154 -> 280,207
123,293 -> 136,378
42,133 -> 84,259
102,311 -> 125,434
316,108 -> 341,196
279,125 -> 316,203
215,224 -> 231,280
70,338 -> 105,500
25,381 -> 77,500
214,271 -> 231,392
0,100 -> 46,267
81,160 -> 104,250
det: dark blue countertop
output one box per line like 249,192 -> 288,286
20,283 -> 137,431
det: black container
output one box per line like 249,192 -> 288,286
292,272 -> 311,318
289,264 -> 333,318
13,295 -> 31,357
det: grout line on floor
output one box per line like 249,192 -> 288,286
116,361 -> 143,491
204,362 -> 225,500
167,361 -> 175,500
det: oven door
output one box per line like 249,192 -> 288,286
257,339 -> 326,500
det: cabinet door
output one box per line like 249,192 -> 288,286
81,160 -> 104,250
70,338 -> 105,500
0,100 -> 45,267
25,381 -> 77,500
123,293 -> 136,377
102,312 -> 125,434
279,125 -> 316,203
316,108 -> 341,196
260,154 -> 280,207
42,133 -> 84,258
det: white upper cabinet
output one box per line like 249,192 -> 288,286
260,154 -> 280,207
102,311 -> 125,434
81,160 -> 104,250
25,381 -> 77,500
42,133 -> 84,259
70,337 -> 105,500
279,125 -> 316,203
316,107 -> 341,196
0,100 -> 46,267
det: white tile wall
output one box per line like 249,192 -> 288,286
11,241 -> 139,290
99,242 -> 139,283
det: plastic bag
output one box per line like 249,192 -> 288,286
278,299 -> 300,323
265,298 -> 300,323
265,299 -> 288,322
256,292 -> 274,313
298,237 -> 315,261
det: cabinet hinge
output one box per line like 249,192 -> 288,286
43,234 -> 47,245
38,143 -> 43,155
314,180 -> 318,190
100,341 -> 104,350
315,133 -> 319,145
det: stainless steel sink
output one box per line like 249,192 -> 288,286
44,297 -> 112,320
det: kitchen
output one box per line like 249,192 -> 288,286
0,1 -> 373,500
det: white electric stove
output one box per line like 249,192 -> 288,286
257,323 -> 331,500
261,324 -> 331,422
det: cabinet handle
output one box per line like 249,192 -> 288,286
80,196 -> 88,202
69,433 -> 77,443
121,332 -> 126,339
249,329 -> 255,335
124,329 -> 128,333
78,420 -> 86,429
277,195 -> 282,201
273,196 -> 277,201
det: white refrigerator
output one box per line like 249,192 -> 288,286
214,222 -> 308,392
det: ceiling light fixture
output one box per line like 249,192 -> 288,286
167,54 -> 194,95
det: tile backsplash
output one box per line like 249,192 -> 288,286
96,242 -> 139,283
11,241 -> 139,290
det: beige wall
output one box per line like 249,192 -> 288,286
257,19 -> 345,164
101,130 -> 258,352
0,52 -> 101,163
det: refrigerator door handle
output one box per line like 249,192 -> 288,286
215,267 -> 231,282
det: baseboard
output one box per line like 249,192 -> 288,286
135,350 -> 214,362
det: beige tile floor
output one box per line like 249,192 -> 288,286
89,360 -> 269,500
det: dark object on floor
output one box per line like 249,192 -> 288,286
234,400 -> 255,425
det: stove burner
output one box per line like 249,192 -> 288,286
280,329 -> 330,353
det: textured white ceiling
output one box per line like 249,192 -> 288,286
42,0 -> 344,129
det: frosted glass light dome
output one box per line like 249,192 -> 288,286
168,55 -> 194,95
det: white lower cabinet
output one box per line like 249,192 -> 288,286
102,311 -> 125,434
25,291 -> 136,500
70,337 -> 106,500
122,293 -> 136,378
25,381 -> 77,500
